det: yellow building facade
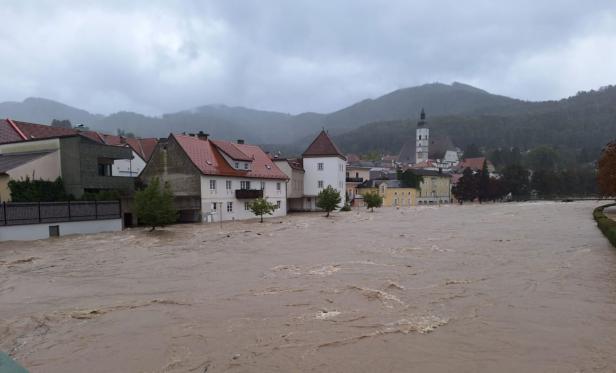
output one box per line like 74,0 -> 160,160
356,180 -> 418,207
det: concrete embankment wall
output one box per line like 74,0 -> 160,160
0,219 -> 122,241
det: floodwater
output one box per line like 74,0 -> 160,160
1,201 -> 616,372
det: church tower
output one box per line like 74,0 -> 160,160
416,108 -> 429,164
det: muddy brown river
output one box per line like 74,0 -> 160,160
1,201 -> 616,372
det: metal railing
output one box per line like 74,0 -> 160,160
0,201 -> 121,226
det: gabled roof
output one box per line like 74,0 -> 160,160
172,134 -> 288,180
0,150 -> 55,173
302,130 -> 346,160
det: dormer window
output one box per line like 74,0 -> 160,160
244,163 -> 248,170
235,162 -> 239,168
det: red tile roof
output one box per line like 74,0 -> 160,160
302,130 -> 346,159
458,157 -> 491,171
210,139 -> 252,161
173,134 -> 288,180
0,119 -> 78,143
0,119 -> 158,160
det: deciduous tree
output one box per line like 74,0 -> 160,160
363,191 -> 383,212
316,185 -> 341,217
135,177 -> 177,231
249,198 -> 277,223
597,141 -> 616,196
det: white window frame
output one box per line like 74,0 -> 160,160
227,202 -> 233,212
318,180 -> 324,189
276,182 -> 281,191
209,179 -> 216,191
226,180 -> 232,190
317,162 -> 324,170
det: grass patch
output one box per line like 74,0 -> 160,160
593,203 -> 616,248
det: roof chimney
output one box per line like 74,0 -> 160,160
188,133 -> 196,137
197,131 -> 209,140
237,139 -> 244,144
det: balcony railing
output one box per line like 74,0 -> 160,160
235,189 -> 264,199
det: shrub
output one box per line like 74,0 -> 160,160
593,203 -> 616,248
340,204 -> 352,212
8,177 -> 70,202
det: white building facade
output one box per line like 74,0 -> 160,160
200,176 -> 287,222
111,149 -> 146,177
301,130 -> 347,211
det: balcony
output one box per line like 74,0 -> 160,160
235,189 -> 263,199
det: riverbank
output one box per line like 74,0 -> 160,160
594,203 -> 616,247
1,201 -> 615,372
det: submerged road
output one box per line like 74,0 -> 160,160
1,201 -> 615,372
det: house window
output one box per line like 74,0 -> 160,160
97,163 -> 112,176
241,181 -> 251,190
317,163 -> 324,170
244,163 -> 249,170
235,162 -> 239,169
276,200 -> 281,209
276,182 -> 281,191
209,180 -> 216,190
244,202 -> 250,211
355,172 -> 359,178
211,202 -> 217,211
227,202 -> 233,212
260,181 -> 266,190
318,180 -> 324,188
226,180 -> 232,190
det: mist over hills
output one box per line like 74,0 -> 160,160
0,82 -> 614,158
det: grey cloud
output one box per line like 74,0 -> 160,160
0,1 -> 615,115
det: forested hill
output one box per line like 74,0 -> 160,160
1,83 -> 615,157
333,86 -> 616,158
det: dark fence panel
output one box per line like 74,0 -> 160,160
0,201 -> 121,226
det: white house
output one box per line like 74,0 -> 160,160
141,133 -> 288,222
301,130 -> 346,210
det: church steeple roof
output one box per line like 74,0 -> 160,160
417,108 -> 427,127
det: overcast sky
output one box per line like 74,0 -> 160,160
1,1 -> 615,116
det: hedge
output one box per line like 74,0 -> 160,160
593,203 -> 616,248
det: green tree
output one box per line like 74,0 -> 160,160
478,159 -> 490,203
526,146 -> 559,171
363,191 -> 383,212
597,141 -> 616,196
502,164 -> 531,200
396,169 -> 423,189
134,177 -> 177,231
463,143 -> 482,158
316,185 -> 341,217
452,167 -> 478,203
249,197 -> 277,223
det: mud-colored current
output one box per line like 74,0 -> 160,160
1,201 -> 616,372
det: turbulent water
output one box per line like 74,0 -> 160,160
1,201 -> 616,372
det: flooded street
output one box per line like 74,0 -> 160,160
1,201 -> 616,372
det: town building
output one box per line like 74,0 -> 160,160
140,132 -> 288,222
301,130 -> 347,210
414,169 -> 452,204
456,157 -> 495,173
356,179 -> 418,207
272,157 -> 304,211
0,119 -> 135,199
